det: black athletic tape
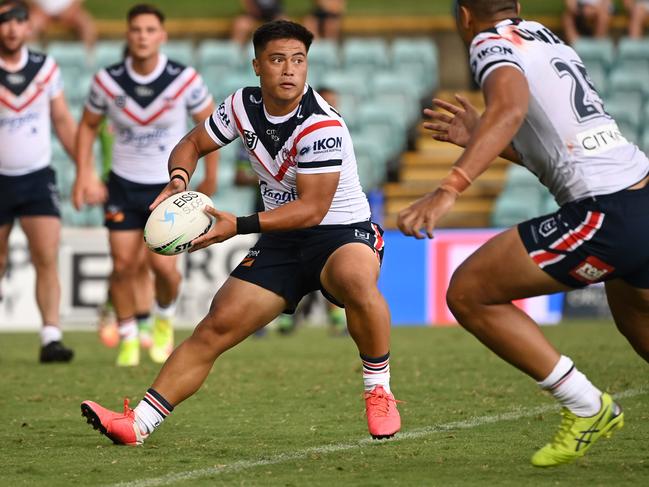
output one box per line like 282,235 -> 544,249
236,213 -> 261,234
170,174 -> 187,189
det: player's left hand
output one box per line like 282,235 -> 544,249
189,206 -> 237,251
149,177 -> 186,211
397,189 -> 458,239
196,177 -> 217,197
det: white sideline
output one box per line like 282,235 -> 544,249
109,387 -> 647,487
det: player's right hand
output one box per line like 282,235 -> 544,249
423,94 -> 480,148
72,173 -> 107,210
149,176 -> 186,211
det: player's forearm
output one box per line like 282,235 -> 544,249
456,105 -> 525,179
75,122 -> 99,176
257,199 -> 327,232
54,114 -> 77,161
201,151 -> 218,187
168,137 -> 202,182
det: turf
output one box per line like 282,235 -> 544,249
1,320 -> 648,486
83,0 -> 581,19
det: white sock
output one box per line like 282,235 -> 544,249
134,388 -> 174,435
41,325 -> 62,346
118,317 -> 138,341
361,352 -> 391,394
538,355 -> 602,417
154,300 -> 176,319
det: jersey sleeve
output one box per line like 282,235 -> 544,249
469,36 -> 525,86
85,73 -> 109,115
204,94 -> 239,147
46,63 -> 64,99
184,71 -> 212,115
295,119 -> 344,175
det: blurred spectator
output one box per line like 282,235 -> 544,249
625,0 -> 649,38
303,0 -> 346,40
29,0 -> 96,49
231,0 -> 284,45
562,0 -> 612,45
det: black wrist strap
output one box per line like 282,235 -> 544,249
170,174 -> 187,189
170,166 -> 191,182
236,213 -> 261,234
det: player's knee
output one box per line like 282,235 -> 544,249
332,272 -> 378,308
192,309 -> 239,350
446,271 -> 481,322
111,258 -> 138,280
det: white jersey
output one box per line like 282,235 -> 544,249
86,54 -> 211,184
0,47 -> 63,176
470,18 -> 649,205
204,85 -> 370,225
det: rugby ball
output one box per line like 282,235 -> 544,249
144,191 -> 215,255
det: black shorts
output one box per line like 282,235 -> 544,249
518,182 -> 649,289
0,166 -> 60,225
231,221 -> 385,313
105,171 -> 167,231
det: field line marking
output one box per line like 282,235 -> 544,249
109,387 -> 647,487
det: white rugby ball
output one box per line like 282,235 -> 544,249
144,191 -> 215,255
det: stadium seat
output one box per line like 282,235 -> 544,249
491,187 -> 543,227
342,38 -> 390,74
162,40 -> 195,65
92,40 -> 125,68
503,164 -> 542,191
196,40 -> 244,72
391,37 -> 439,94
214,72 -> 259,102
585,63 -> 607,97
307,40 -> 340,83
47,41 -> 89,97
212,186 -> 256,215
617,37 -> 649,70
572,38 -> 615,72
607,68 -> 649,104
370,72 -> 420,124
351,132 -> 390,189
319,71 -> 366,103
605,98 -> 642,142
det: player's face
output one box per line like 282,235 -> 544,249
0,5 -> 30,54
253,38 -> 308,104
126,13 -> 166,61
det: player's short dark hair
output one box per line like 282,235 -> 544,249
252,20 -> 314,57
0,0 -> 28,11
457,0 -> 518,19
127,3 -> 165,24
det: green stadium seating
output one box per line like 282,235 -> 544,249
608,68 -> 649,102
391,37 -> 439,94
342,38 -> 390,74
320,71 -> 366,102
572,38 -> 615,72
605,98 -> 642,142
617,37 -> 649,65
307,40 -> 340,83
350,132 -> 390,189
93,40 -> 125,68
491,187 -> 543,227
371,72 -> 420,124
197,40 -> 243,72
161,40 -> 195,65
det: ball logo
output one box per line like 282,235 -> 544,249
158,209 -> 177,229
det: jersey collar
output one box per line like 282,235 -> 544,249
125,53 -> 168,85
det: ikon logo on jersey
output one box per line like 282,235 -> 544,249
244,130 -> 258,150
569,256 -> 615,283
312,136 -> 342,154
217,103 -> 230,126
476,45 -> 514,61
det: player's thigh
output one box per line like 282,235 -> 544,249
19,216 -> 61,267
147,251 -> 179,277
449,227 -> 572,306
109,230 -> 145,272
202,276 -> 287,337
320,242 -> 380,304
605,279 -> 649,344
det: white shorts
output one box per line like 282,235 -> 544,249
33,0 -> 76,16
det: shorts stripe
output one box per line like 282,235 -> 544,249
371,223 -> 384,252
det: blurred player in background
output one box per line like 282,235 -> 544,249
625,0 -> 649,38
231,0 -> 284,45
562,0 -> 612,44
81,20 -> 400,445
399,0 -> 649,467
0,0 -> 76,362
73,3 -> 217,367
303,0 -> 346,40
29,0 -> 97,49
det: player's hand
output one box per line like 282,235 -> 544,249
149,177 -> 186,211
189,206 -> 237,251
423,94 -> 480,148
397,188 -> 458,239
72,173 -> 107,210
196,177 -> 217,197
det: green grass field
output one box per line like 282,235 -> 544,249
84,0 -> 619,19
1,320 -> 648,486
